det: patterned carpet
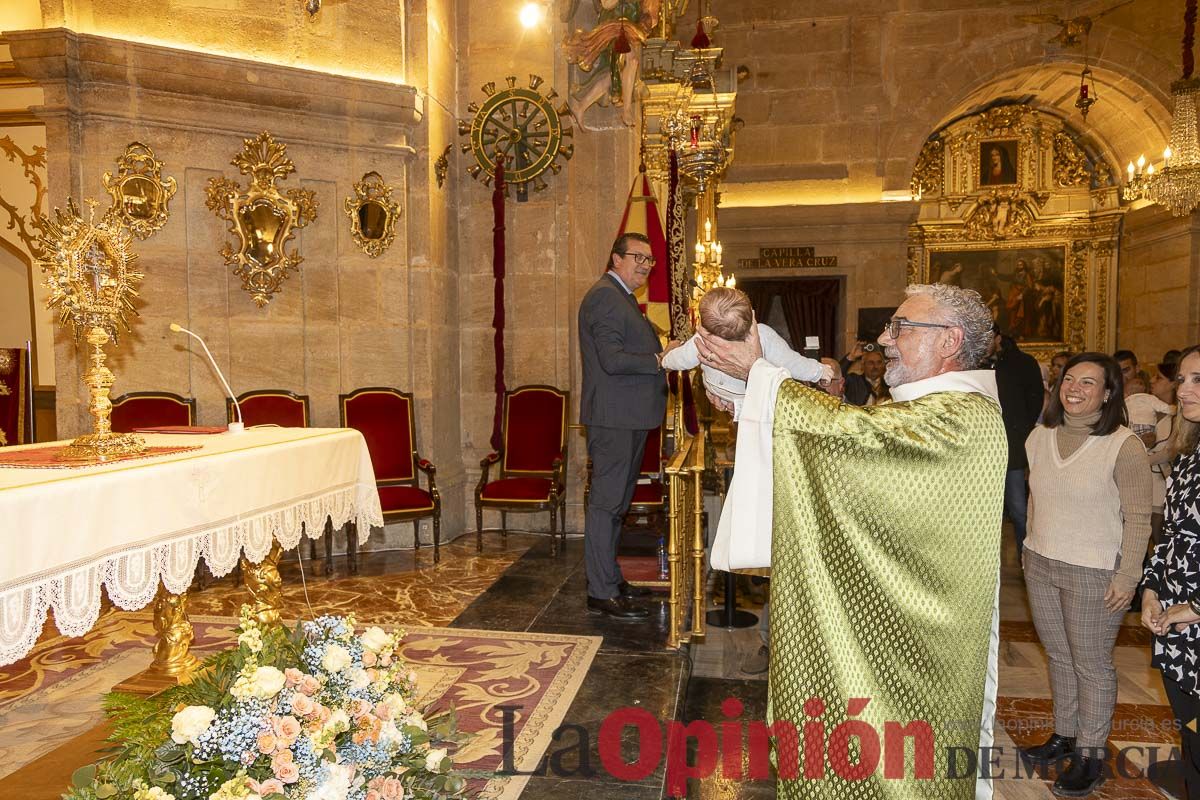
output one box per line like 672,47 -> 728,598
0,536 -> 592,800
0,613 -> 599,800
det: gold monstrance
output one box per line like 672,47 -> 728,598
38,200 -> 146,460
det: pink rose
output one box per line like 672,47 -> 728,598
257,778 -> 286,796
374,702 -> 393,722
257,731 -> 278,754
380,777 -> 404,800
274,760 -> 300,784
349,698 -> 370,718
380,653 -> 393,667
298,675 -> 322,696
284,667 -> 304,687
291,694 -> 317,717
366,792 -> 382,800
274,715 -> 301,742
271,749 -> 294,771
318,705 -> 332,723
362,650 -> 378,667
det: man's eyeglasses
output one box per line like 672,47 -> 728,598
885,317 -> 953,339
621,251 -> 657,266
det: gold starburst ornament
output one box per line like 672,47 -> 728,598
37,200 -> 146,460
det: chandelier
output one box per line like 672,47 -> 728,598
1124,1 -> 1200,216
692,187 -> 733,306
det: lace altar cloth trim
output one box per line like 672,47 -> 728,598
0,444 -> 202,468
0,483 -> 384,666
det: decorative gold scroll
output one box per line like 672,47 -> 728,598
103,142 -> 177,239
344,171 -> 400,258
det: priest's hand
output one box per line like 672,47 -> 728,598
696,315 -> 763,381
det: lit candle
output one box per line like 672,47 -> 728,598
704,219 -> 712,240
695,241 -> 705,262
1164,146 -> 1173,168
728,274 -> 736,288
1127,161 -> 1135,177
1147,163 -> 1156,175
1137,154 -> 1146,170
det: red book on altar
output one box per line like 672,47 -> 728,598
132,425 -> 228,434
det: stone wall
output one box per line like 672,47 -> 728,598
1118,205 -> 1200,362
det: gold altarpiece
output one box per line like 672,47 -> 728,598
907,105 -> 1123,361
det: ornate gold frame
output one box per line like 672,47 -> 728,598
102,142 -> 177,240
907,104 -> 1122,361
343,171 -> 400,258
205,132 -> 318,307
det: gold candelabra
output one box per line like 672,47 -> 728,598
691,185 -> 733,311
37,200 -> 145,460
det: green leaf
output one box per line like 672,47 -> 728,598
94,784 -> 117,799
70,764 -> 97,788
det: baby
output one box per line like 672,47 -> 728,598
662,287 -> 833,417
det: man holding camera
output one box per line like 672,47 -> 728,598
842,342 -> 891,406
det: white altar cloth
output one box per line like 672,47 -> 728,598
0,427 -> 383,666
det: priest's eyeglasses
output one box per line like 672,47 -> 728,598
621,252 -> 657,266
886,317 -> 953,339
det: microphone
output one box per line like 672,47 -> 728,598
169,323 -> 244,434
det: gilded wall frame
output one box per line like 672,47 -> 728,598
102,142 -> 176,240
907,104 -> 1122,361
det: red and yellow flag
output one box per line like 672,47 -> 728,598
613,169 -> 670,338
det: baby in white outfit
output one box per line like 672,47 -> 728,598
662,287 -> 832,418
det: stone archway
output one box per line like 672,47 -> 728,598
885,22 -> 1178,191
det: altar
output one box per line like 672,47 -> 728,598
0,427 -> 383,670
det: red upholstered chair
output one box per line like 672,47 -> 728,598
583,423 -> 667,532
340,387 -> 442,567
228,390 -> 310,428
475,385 -> 569,555
110,391 -> 195,433
0,346 -> 32,446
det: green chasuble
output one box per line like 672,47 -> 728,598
769,379 -> 1005,799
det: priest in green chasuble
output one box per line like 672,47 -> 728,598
698,283 -> 1006,800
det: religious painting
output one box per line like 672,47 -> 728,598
930,247 -> 1066,343
979,140 -> 1018,186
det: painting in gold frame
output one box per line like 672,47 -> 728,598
929,246 -> 1066,344
979,140 -> 1018,187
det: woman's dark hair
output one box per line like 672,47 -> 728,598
1042,351 -> 1127,435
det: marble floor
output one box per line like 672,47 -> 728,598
0,527 -> 1184,799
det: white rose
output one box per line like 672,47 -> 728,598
321,643 -> 352,673
425,747 -> 448,772
348,668 -> 371,691
380,692 -> 409,718
402,712 -> 428,732
250,665 -> 286,699
359,626 -> 392,653
310,763 -> 354,800
170,705 -> 216,745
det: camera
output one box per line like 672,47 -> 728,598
862,343 -> 879,353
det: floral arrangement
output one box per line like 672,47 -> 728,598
66,607 -> 469,800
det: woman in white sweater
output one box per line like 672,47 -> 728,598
1019,352 -> 1152,797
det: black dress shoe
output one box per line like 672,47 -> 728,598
1020,733 -> 1076,764
1052,754 -> 1105,797
587,596 -> 650,619
619,581 -> 652,598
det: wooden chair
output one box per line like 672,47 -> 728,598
228,389 -> 310,428
110,391 -> 195,433
341,387 -> 442,567
475,385 -> 569,555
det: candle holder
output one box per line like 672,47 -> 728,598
37,200 -> 145,460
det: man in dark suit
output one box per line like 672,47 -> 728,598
986,330 -> 1044,555
578,232 -> 675,619
842,345 -> 890,406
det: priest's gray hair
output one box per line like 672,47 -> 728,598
905,283 -> 995,369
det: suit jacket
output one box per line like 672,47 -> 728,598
578,273 -> 667,430
843,373 -> 890,406
990,344 -> 1044,470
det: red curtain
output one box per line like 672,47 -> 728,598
490,160 -> 507,452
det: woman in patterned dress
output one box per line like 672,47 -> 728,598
1143,345 -> 1200,799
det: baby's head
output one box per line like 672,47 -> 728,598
699,287 -> 753,341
